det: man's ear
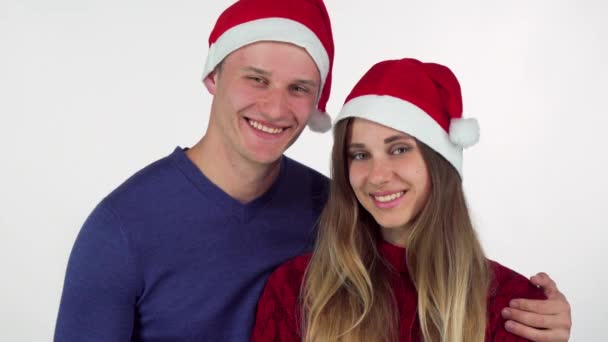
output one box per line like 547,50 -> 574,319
203,71 -> 219,95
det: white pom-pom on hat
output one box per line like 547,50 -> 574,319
308,109 -> 332,133
449,117 -> 479,148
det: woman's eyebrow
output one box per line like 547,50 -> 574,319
384,134 -> 412,144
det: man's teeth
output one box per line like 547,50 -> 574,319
248,119 -> 284,134
373,191 -> 405,203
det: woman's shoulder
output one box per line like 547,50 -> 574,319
487,260 -> 546,301
261,253 -> 313,303
251,254 -> 313,341
486,260 -> 546,340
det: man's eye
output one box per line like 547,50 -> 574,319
247,76 -> 267,84
290,85 -> 309,93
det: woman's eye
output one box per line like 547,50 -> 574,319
391,147 -> 410,155
351,152 -> 367,160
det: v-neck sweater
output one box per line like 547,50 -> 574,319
55,147 -> 329,341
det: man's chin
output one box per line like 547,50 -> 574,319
244,149 -> 285,166
241,138 -> 292,165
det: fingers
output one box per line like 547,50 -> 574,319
505,273 -> 571,341
509,298 -> 569,316
530,272 -> 559,298
502,307 -> 570,330
504,320 -> 570,342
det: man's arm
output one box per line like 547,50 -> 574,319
502,273 -> 572,342
54,202 -> 140,341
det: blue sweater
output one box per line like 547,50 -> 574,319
55,147 -> 329,341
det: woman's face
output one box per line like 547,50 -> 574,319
347,118 -> 431,245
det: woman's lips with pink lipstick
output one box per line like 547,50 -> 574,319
370,190 -> 406,209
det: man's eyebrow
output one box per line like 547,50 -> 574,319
242,66 -> 318,86
242,66 -> 271,76
384,134 -> 413,144
293,79 -> 319,88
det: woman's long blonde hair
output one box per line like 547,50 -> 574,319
301,118 -> 490,342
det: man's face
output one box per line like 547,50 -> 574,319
205,41 -> 321,165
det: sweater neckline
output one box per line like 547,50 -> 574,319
378,240 -> 408,274
171,146 -> 287,221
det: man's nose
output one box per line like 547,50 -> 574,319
260,88 -> 288,120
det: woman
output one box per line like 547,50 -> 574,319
251,58 -> 545,341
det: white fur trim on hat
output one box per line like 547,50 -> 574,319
203,18 -> 330,87
335,95 -> 465,176
308,109 -> 332,133
449,118 -> 479,148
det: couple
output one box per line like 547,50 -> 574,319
55,0 -> 571,341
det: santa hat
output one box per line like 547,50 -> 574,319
203,0 -> 334,133
334,58 -> 479,176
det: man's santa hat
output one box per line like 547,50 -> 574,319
335,58 -> 479,176
203,0 -> 334,133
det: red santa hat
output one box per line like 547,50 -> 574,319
203,0 -> 334,133
335,58 -> 479,176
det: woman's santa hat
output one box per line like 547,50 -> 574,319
335,58 -> 479,176
203,0 -> 334,133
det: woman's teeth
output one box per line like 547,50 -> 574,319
373,191 -> 405,203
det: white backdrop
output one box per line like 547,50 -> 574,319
1,0 -> 606,340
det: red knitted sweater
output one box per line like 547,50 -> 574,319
252,241 -> 545,341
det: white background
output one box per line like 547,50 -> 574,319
1,0 -> 606,340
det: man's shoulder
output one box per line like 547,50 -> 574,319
88,147 -> 195,227
488,260 -> 546,302
105,148 -> 183,203
283,156 -> 329,183
282,156 -> 329,202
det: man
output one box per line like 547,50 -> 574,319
55,0 -> 571,341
